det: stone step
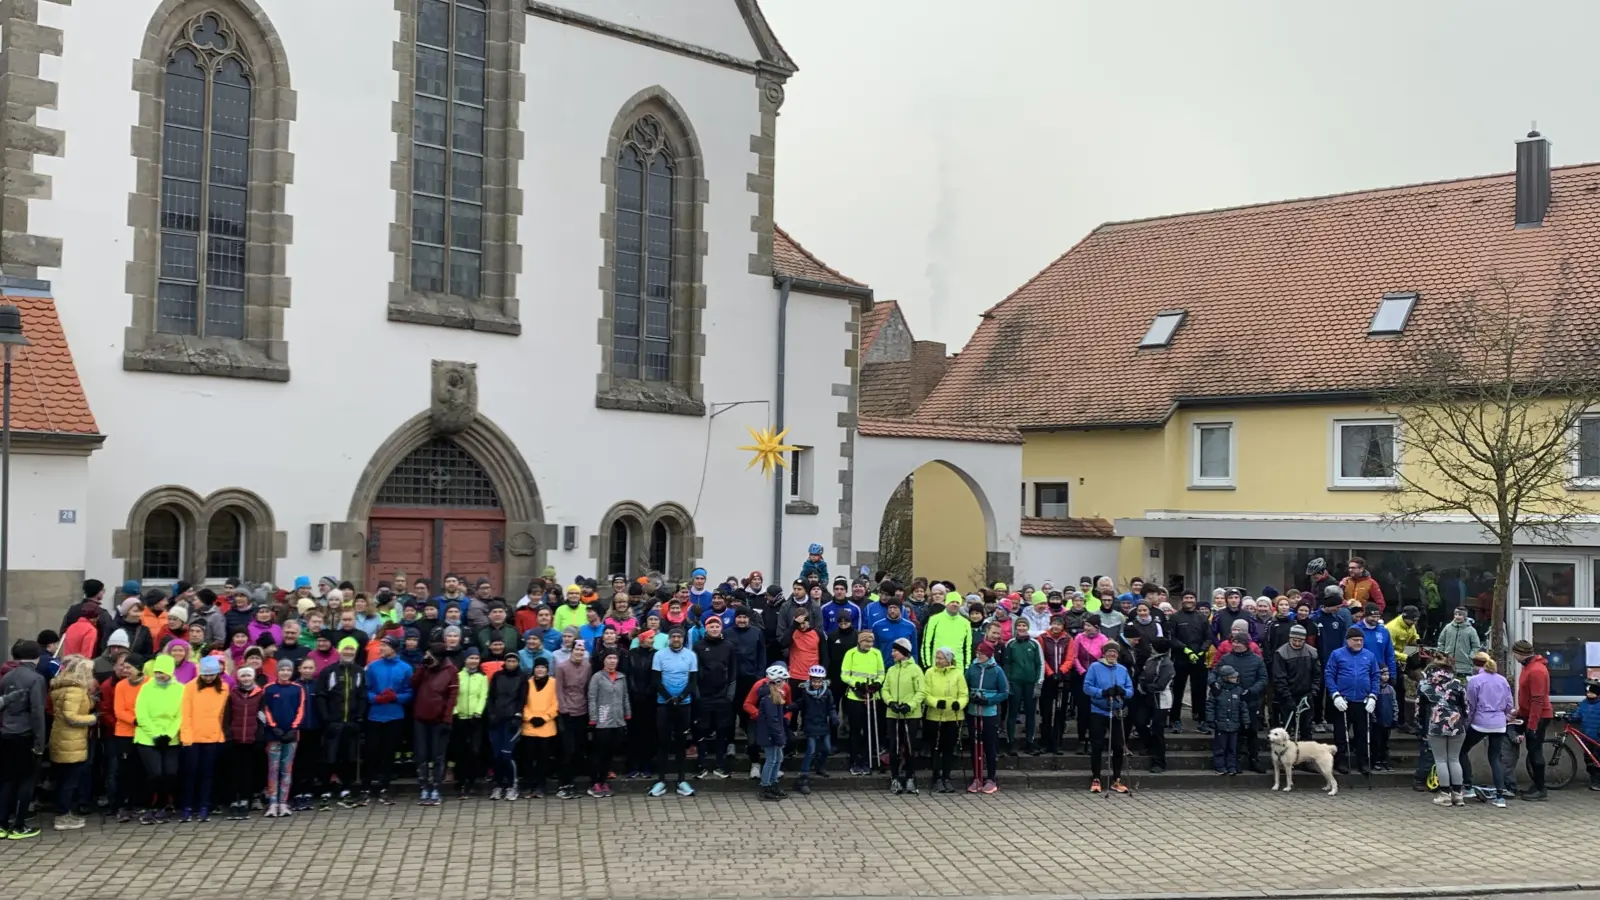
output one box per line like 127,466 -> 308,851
573,768 -> 1423,792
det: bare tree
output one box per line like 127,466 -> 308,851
1380,278 -> 1600,659
875,476 -> 915,582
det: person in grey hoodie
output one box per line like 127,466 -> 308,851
1435,607 -> 1482,676
0,640 -> 49,838
586,651 -> 631,798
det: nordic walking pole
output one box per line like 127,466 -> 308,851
1364,707 -> 1373,791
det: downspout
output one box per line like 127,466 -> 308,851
773,276 -> 792,583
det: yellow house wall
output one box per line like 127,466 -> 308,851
910,462 -> 987,592
912,402 -> 1600,583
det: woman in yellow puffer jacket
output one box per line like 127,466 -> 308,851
49,656 -> 99,830
922,648 -> 967,793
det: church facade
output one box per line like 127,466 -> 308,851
1,0 -> 873,639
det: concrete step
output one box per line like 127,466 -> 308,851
589,768 -> 1423,792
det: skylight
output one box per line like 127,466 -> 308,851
1368,292 -> 1417,336
1139,311 -> 1185,348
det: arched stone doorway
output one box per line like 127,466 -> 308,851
334,412 -> 546,596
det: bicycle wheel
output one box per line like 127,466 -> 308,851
1541,739 -> 1577,790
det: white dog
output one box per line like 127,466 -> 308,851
1267,727 -> 1338,796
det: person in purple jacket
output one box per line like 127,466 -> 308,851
1459,652 -> 1515,807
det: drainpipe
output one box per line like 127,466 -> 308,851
773,276 -> 792,583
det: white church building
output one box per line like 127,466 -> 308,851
0,0 -> 892,641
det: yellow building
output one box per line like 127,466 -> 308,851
904,135 -> 1600,695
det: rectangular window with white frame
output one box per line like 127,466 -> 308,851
1331,418 -> 1398,488
787,446 -> 813,505
1033,483 -> 1070,519
1572,415 -> 1600,488
1190,421 -> 1235,488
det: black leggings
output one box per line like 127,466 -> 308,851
926,720 -> 959,781
591,728 -> 623,784
655,704 -> 692,784
558,714 -> 588,786
1089,713 -> 1126,781
137,744 -> 180,807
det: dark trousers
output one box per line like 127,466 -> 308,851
137,744 -> 179,807
1007,682 -> 1037,748
1212,729 -> 1239,772
487,721 -> 520,788
449,717 -> 484,785
518,735 -> 555,791
108,735 -> 139,810
695,700 -> 734,770
735,675 -> 759,760
558,713 -> 588,786
1460,729 -> 1508,793
1276,695 -> 1314,740
1332,708 -> 1369,770
413,721 -> 452,790
1174,661 -> 1207,723
592,727 -> 623,784
1073,674 -> 1093,743
845,698 -> 869,766
179,743 -> 222,811
226,742 -> 263,804
626,708 -> 655,772
1372,725 -> 1391,765
927,720 -> 959,780
654,704 -> 692,784
0,735 -> 39,830
322,722 -> 360,791
970,715 -> 998,782
1039,676 -> 1069,751
1522,720 -> 1549,792
293,728 -> 322,797
1088,712 -> 1125,780
1143,706 -> 1168,767
886,718 -> 916,780
54,760 -> 91,814
364,719 -> 405,790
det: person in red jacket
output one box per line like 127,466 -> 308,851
411,643 -> 460,806
61,601 -> 102,659
1512,639 -> 1553,801
1340,557 -> 1386,614
1038,617 -> 1073,755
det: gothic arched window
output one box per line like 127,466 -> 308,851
410,0 -> 486,299
613,116 -> 675,382
157,13 -> 252,339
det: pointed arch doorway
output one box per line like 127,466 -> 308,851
338,412 -> 546,595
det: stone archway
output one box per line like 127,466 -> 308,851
333,411 -> 547,594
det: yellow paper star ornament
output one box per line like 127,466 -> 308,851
739,425 -> 800,478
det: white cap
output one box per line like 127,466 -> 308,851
107,628 -> 130,649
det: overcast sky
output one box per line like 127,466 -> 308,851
762,0 -> 1600,348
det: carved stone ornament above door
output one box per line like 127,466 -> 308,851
430,360 -> 478,435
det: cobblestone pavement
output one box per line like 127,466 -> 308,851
3,788 -> 1596,900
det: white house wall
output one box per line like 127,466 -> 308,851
8,453 -> 88,574
533,0 -> 762,60
1014,536 -> 1120,588
29,1 -> 848,586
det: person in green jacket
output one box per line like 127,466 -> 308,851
134,654 -> 183,822
1435,607 -> 1482,676
1002,618 -> 1045,755
922,648 -> 966,793
451,648 -> 488,798
839,631 -> 885,775
921,591 -> 973,674
880,638 -> 925,794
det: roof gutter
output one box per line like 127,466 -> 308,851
774,275 -> 873,301
1018,389 -> 1386,432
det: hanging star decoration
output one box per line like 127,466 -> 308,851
739,425 -> 800,478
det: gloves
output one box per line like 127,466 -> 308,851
935,699 -> 947,710
376,689 -> 398,704
1364,696 -> 1376,715
896,703 -> 912,715
1104,686 -> 1123,700
1333,694 -> 1348,713
154,735 -> 172,749
951,700 -> 962,713
529,716 -> 546,727
282,729 -> 299,744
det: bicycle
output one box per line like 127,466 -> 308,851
1537,711 -> 1600,790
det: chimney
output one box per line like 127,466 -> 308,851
1515,128 -> 1550,227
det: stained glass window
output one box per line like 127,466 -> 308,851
613,116 -> 675,382
411,0 -> 485,299
158,14 -> 251,339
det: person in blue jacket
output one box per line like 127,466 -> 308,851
1309,588 -> 1353,731
1353,603 -> 1397,682
1323,627 -> 1380,776
687,568 -> 713,614
798,543 -> 829,587
820,578 -> 862,636
363,637 -> 414,804
964,641 -> 1009,794
871,598 -> 919,668
1083,641 -> 1135,794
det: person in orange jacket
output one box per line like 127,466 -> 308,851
520,658 -> 559,798
110,653 -> 147,822
178,655 -> 229,821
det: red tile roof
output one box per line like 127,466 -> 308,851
773,225 -> 866,288
859,300 -> 898,355
6,293 -> 97,435
858,415 -> 1021,444
1021,517 -> 1116,539
918,162 -> 1600,429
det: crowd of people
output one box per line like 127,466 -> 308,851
1,549 -> 1595,838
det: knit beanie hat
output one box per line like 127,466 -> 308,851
107,629 -> 131,649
